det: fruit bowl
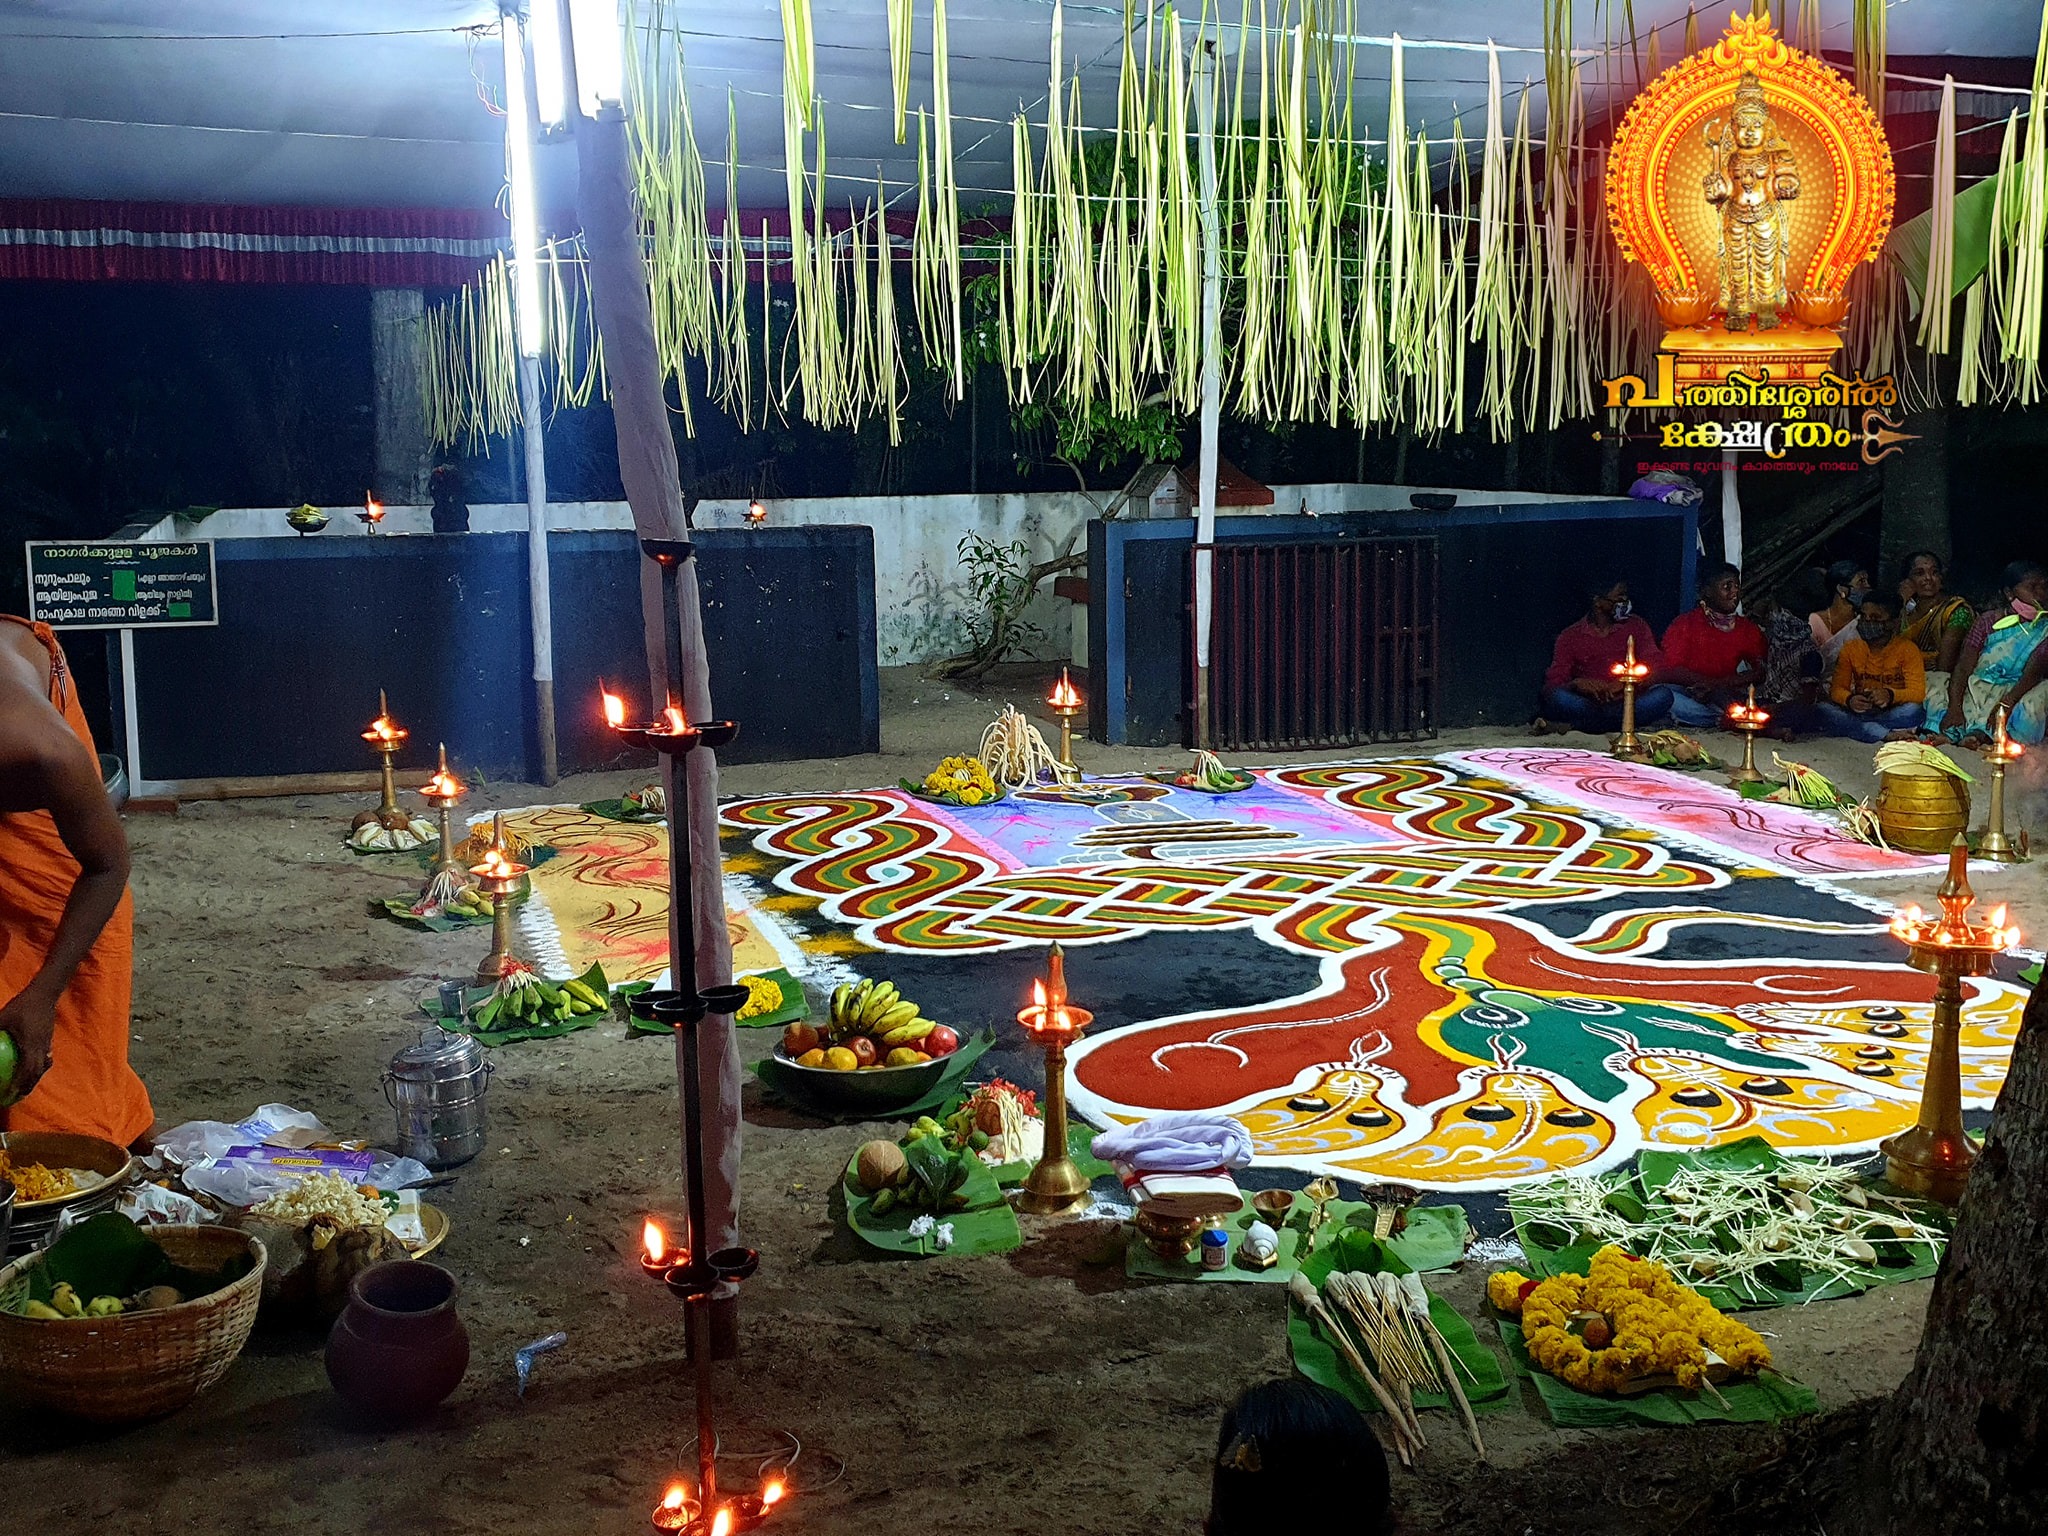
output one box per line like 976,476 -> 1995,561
769,1046 -> 954,1110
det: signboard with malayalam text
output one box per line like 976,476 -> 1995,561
24,540 -> 219,630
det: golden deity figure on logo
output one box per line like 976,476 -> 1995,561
1606,13 -> 1894,385
1703,70 -> 1799,332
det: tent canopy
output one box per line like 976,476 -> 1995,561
2,0 -> 2040,215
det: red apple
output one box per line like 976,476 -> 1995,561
922,1025 -> 960,1058
848,1036 -> 879,1068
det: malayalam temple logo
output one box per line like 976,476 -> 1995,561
1603,10 -> 1898,426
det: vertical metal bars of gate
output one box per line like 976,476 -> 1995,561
1196,536 -> 1440,751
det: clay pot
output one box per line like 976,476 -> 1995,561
324,1260 -> 469,1424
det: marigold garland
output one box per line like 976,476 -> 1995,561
921,754 -> 999,805
1492,1246 -> 1773,1394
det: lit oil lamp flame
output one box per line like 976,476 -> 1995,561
643,1219 -> 667,1266
710,1507 -> 734,1536
424,771 -> 461,797
662,704 -> 688,734
1609,636 -> 1649,682
364,494 -> 384,523
476,848 -> 515,881
761,1477 -> 786,1509
1049,669 -> 1081,709
659,1486 -> 687,1514
745,500 -> 768,524
602,688 -> 626,728
363,689 -> 407,746
1031,979 -> 1047,1013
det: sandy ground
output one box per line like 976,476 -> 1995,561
9,664 -> 2046,1535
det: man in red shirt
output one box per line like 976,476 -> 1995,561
1536,578 -> 1674,735
1662,562 -> 1767,728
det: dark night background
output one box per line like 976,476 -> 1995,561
3,278 -> 2045,748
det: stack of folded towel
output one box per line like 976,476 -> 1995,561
1091,1112 -> 1252,1220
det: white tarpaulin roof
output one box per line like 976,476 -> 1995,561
0,0 -> 2040,211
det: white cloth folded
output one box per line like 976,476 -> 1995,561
1090,1111 -> 1254,1174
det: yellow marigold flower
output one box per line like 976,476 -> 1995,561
1486,1270 -> 1532,1313
958,787 -> 983,805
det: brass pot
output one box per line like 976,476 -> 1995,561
1132,1207 -> 1204,1262
1877,771 -> 1971,854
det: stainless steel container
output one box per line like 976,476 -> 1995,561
382,1030 -> 493,1169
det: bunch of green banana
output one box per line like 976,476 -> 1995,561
442,885 -> 494,921
471,970 -> 607,1031
903,1111 -> 990,1155
826,979 -> 933,1046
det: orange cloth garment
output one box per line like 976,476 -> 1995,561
1830,634 -> 1926,709
0,616 -> 152,1145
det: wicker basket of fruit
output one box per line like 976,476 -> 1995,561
0,1220 -> 266,1423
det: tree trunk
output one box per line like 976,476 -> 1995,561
1854,980 -> 2048,1534
574,110 -> 741,1276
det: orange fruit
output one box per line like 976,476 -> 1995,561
783,1021 -> 821,1057
795,1048 -> 826,1068
822,1046 -> 860,1073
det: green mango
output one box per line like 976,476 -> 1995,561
0,1032 -> 18,1108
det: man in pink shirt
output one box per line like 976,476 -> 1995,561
1536,578 -> 1674,735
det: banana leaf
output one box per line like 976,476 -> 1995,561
374,896 -> 497,932
435,962 -> 612,1046
840,1149 -> 1022,1259
636,968 -> 805,1034
578,798 -> 664,824
1510,1138 -> 1945,1310
1495,1317 -> 1818,1427
1290,1228 -> 1510,1414
1126,1201 -> 1468,1285
15,1212 -> 252,1311
1890,169 -> 2002,314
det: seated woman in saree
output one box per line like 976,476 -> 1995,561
1896,550 -> 1973,714
1534,577 -> 1673,736
1808,559 -> 1871,675
1813,589 -> 1927,744
1938,562 -> 2048,748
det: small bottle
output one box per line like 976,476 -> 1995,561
1200,1228 -> 1230,1272
438,980 -> 465,1019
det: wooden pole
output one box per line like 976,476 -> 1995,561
1191,30 -> 1222,751
573,103 -> 741,1287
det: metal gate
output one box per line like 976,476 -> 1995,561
1198,536 -> 1439,750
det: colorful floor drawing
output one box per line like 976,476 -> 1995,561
1448,748 -> 1939,879
525,754 -> 2020,1192
476,805 -> 790,986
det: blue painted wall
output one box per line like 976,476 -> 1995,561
125,526 -> 878,779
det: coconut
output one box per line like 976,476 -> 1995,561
855,1140 -> 907,1193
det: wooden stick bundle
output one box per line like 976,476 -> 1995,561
1288,1273 -> 1421,1465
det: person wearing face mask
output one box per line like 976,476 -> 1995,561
1661,562 -> 1767,727
1945,561 -> 2048,748
1808,559 -> 1871,673
1938,561 -> 2048,748
1814,589 -> 1926,743
1534,578 -> 1674,736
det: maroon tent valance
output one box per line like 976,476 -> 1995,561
0,199 -> 503,285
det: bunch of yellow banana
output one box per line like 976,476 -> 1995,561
828,979 -> 936,1048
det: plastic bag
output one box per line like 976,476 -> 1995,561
156,1103 -> 332,1167
181,1151 -> 431,1209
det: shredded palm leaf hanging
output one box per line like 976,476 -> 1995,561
1473,42 -> 1517,440
715,92 -> 754,428
1544,0 -> 1572,175
1795,0 -> 1822,54
2001,2 -> 2048,404
1916,75 -> 1958,354
1852,0 -> 1885,122
872,181 -> 905,442
930,0 -> 963,396
781,0 -> 815,130
889,0 -> 914,145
